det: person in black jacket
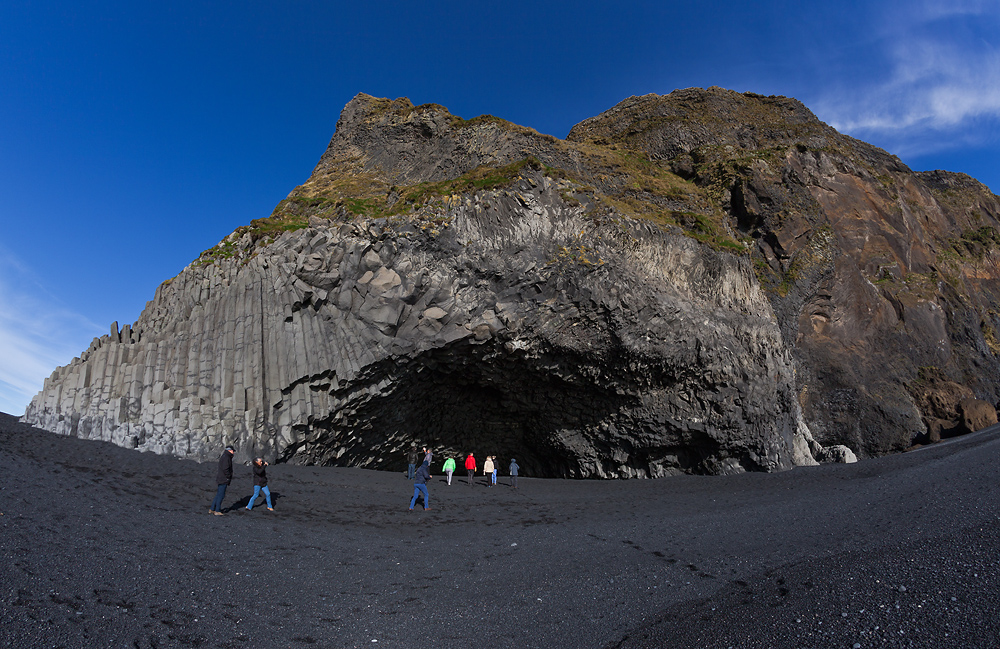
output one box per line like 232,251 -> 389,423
245,457 -> 273,511
408,461 -> 431,511
209,445 -> 235,515
406,445 -> 418,480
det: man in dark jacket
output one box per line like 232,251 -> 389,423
210,445 -> 235,515
409,461 -> 431,511
407,446 -> 419,480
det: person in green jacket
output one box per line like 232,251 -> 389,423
442,457 -> 456,485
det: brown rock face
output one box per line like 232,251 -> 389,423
958,398 -> 998,434
925,420 -> 945,444
906,366 -> 975,422
567,88 -> 1000,458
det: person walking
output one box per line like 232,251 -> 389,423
483,456 -> 495,487
409,461 -> 431,510
423,446 -> 433,467
442,457 -> 456,485
406,445 -> 419,480
490,456 -> 498,486
509,458 -> 519,489
246,457 -> 273,511
465,453 -> 476,486
210,445 -> 235,515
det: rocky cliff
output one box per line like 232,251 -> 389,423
24,88 -> 1000,476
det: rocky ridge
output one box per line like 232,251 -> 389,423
23,88 -> 1000,476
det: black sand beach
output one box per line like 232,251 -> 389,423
2,412 -> 999,648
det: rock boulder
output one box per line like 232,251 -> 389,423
958,398 -> 998,435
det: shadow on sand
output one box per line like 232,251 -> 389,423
224,491 -> 282,512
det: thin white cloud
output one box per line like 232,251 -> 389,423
918,0 -> 995,20
0,247 -> 103,416
813,4 -> 1000,156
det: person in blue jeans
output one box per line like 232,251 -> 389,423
210,445 -> 235,515
246,457 -> 273,511
409,461 -> 431,510
407,446 -> 419,480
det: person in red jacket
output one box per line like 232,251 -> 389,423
464,453 -> 476,486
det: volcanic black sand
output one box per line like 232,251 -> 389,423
2,412 -> 999,648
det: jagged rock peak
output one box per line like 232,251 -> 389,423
310,92 -> 558,190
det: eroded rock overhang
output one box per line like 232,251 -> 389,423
24,169 -> 812,477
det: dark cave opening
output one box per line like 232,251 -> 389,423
302,339 -> 635,478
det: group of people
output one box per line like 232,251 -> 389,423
208,445 -> 273,515
208,444 -> 523,515
443,452 -> 519,488
408,449 -> 521,511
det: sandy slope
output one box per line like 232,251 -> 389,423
2,412 -> 998,648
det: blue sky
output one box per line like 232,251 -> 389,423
2,0 -> 999,415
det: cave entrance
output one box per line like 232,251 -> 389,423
315,339 -> 630,478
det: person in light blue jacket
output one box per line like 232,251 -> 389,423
509,458 -> 519,489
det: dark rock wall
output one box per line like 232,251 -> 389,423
24,167 -> 810,477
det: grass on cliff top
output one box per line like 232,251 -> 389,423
194,157 -> 550,265
451,114 -> 557,141
198,118 -> 774,267
533,137 -> 750,251
930,226 -> 1000,300
611,149 -> 694,201
598,194 -> 747,254
929,175 -> 997,197
392,157 -> 544,211
938,226 -> 1000,263
570,143 -> 746,253
195,225 -> 258,267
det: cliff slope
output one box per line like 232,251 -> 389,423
24,88 -> 1000,475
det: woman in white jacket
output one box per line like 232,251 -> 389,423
483,456 -> 495,487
